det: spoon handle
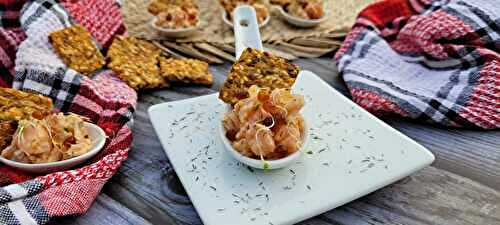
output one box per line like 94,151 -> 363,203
233,5 -> 264,59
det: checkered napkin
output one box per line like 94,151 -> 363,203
335,0 -> 500,129
0,0 -> 136,224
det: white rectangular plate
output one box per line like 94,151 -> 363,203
149,71 -> 435,225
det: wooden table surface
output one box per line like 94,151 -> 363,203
55,57 -> 500,225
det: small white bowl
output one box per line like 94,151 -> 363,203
219,106 -> 309,170
222,11 -> 270,28
0,122 -> 106,174
151,17 -> 200,38
275,6 -> 329,28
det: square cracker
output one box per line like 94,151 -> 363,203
219,48 -> 300,105
49,25 -> 105,75
160,58 -> 213,86
0,88 -> 53,150
0,88 -> 53,121
107,36 -> 168,90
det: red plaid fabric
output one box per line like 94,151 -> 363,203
0,0 -> 26,87
0,0 -> 134,224
335,0 -> 500,129
0,28 -> 25,88
61,0 -> 127,48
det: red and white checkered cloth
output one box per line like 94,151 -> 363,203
335,0 -> 499,129
0,0 -> 135,224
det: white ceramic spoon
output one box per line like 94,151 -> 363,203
219,5 -> 309,170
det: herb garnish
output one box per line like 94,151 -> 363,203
263,162 -> 270,171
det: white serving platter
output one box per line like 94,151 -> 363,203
148,71 -> 435,225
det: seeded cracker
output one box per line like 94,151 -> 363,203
0,88 -> 54,150
219,48 -> 300,105
160,58 -> 213,86
49,25 -> 105,76
107,36 -> 168,90
0,88 -> 53,121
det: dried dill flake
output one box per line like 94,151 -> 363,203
263,162 -> 270,171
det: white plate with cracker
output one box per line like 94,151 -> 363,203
149,70 -> 434,225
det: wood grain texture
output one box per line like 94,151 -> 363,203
53,194 -> 152,225
385,119 -> 500,190
313,167 -> 500,225
54,57 -> 500,225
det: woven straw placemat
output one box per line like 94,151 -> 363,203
123,0 -> 375,63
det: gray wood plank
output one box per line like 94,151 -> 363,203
385,119 -> 500,190
52,194 -> 152,225
307,166 -> 500,225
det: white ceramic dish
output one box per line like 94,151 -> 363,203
275,5 -> 329,28
218,105 -> 310,170
222,10 -> 270,28
148,70 -> 435,225
0,122 -> 106,174
151,17 -> 200,38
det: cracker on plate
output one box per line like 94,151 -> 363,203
160,58 -> 213,86
107,36 -> 169,90
219,48 -> 300,105
49,25 -> 105,76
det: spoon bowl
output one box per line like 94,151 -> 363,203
219,105 -> 309,170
